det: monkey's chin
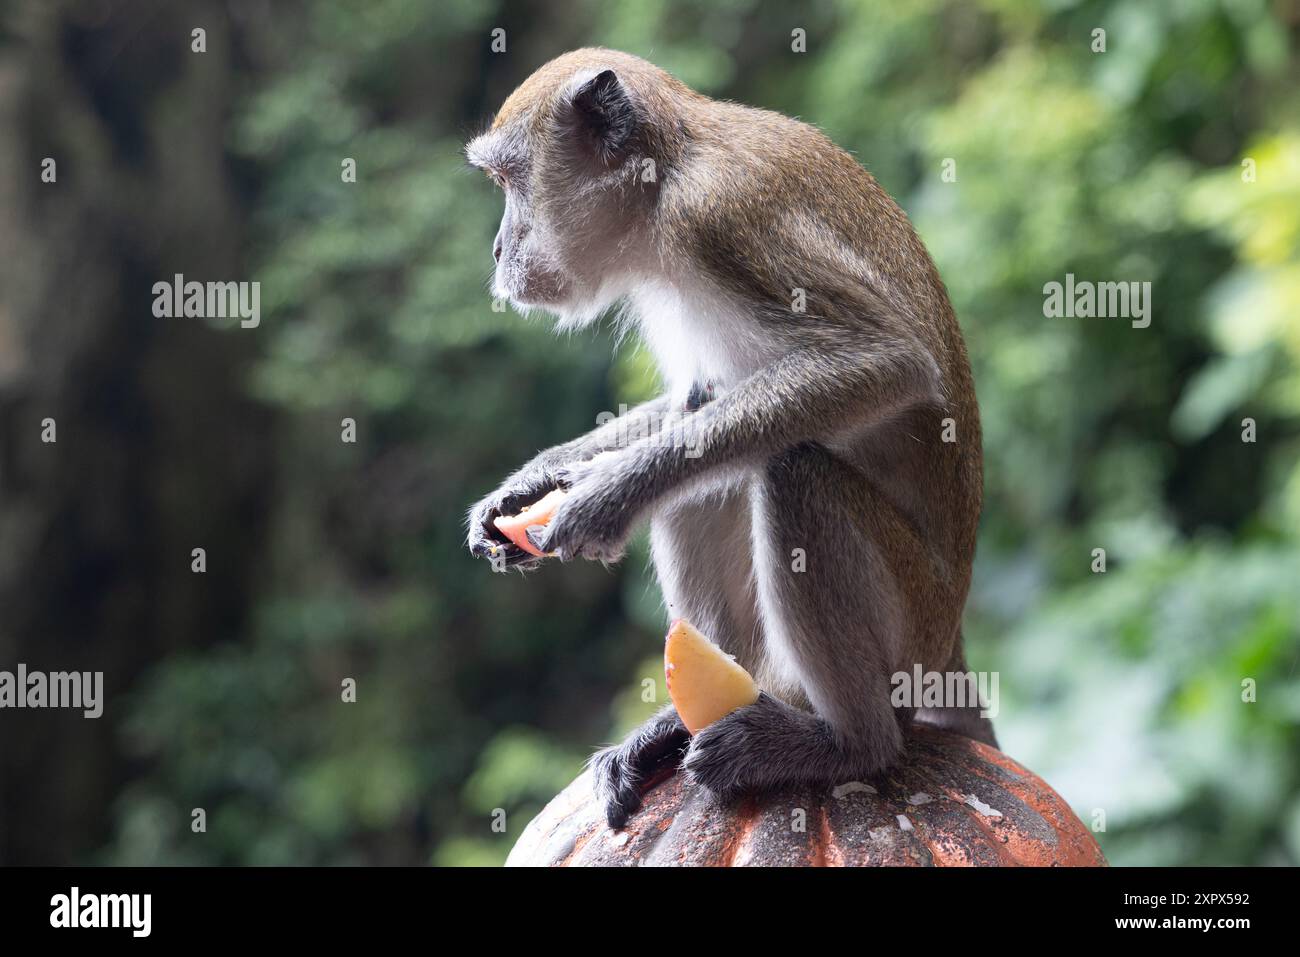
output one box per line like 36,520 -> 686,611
493,278 -> 563,317
501,287 -> 606,332
548,298 -> 607,332
497,289 -> 560,320
547,279 -> 630,331
494,268 -> 612,330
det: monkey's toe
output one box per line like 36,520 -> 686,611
590,745 -> 646,829
681,737 -> 743,803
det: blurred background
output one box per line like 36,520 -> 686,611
0,0 -> 1297,867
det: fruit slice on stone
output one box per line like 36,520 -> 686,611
664,619 -> 760,734
492,488 -> 567,558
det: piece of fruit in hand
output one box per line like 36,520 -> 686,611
492,488 -> 567,558
664,618 -> 760,734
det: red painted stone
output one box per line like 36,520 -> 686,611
507,725 -> 1106,867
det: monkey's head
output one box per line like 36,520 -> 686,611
466,49 -> 685,327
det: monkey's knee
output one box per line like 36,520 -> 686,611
762,443 -> 867,527
757,444 -> 889,593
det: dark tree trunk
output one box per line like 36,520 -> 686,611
0,0 -> 272,864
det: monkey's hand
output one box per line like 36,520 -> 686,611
466,464 -> 564,570
590,705 -> 689,829
525,453 -> 638,563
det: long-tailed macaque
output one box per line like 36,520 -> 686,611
466,50 -> 993,828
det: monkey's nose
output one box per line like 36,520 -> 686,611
492,238 -> 503,263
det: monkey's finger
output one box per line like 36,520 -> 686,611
497,491 -> 532,517
525,525 -> 552,556
470,536 -> 531,565
525,525 -> 571,561
499,484 -> 562,518
590,747 -> 646,830
503,548 -> 544,569
551,467 -> 579,491
477,509 -> 508,540
467,532 -> 500,558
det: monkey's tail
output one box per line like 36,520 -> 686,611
911,638 -> 1000,750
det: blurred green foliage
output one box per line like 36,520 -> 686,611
107,0 -> 1299,866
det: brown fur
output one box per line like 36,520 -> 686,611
467,50 -> 990,827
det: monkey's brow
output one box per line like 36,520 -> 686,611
467,127 -> 532,177
465,133 -> 506,171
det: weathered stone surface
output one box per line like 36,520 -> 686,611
507,725 -> 1107,867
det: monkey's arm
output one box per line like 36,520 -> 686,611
532,339 -> 942,561
540,393 -> 678,466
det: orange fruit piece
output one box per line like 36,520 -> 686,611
664,619 -> 760,734
492,488 -> 568,558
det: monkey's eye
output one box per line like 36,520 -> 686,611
487,168 -> 508,190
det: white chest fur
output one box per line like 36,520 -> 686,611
628,278 -> 776,403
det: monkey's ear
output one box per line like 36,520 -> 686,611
570,69 -> 635,161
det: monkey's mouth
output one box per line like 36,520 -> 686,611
495,262 -> 569,310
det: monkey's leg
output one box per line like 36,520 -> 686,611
650,478 -> 761,668
684,444 -> 952,800
591,481 -> 757,828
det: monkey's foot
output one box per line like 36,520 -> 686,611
682,693 -> 899,803
590,711 -> 689,829
680,695 -> 777,802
